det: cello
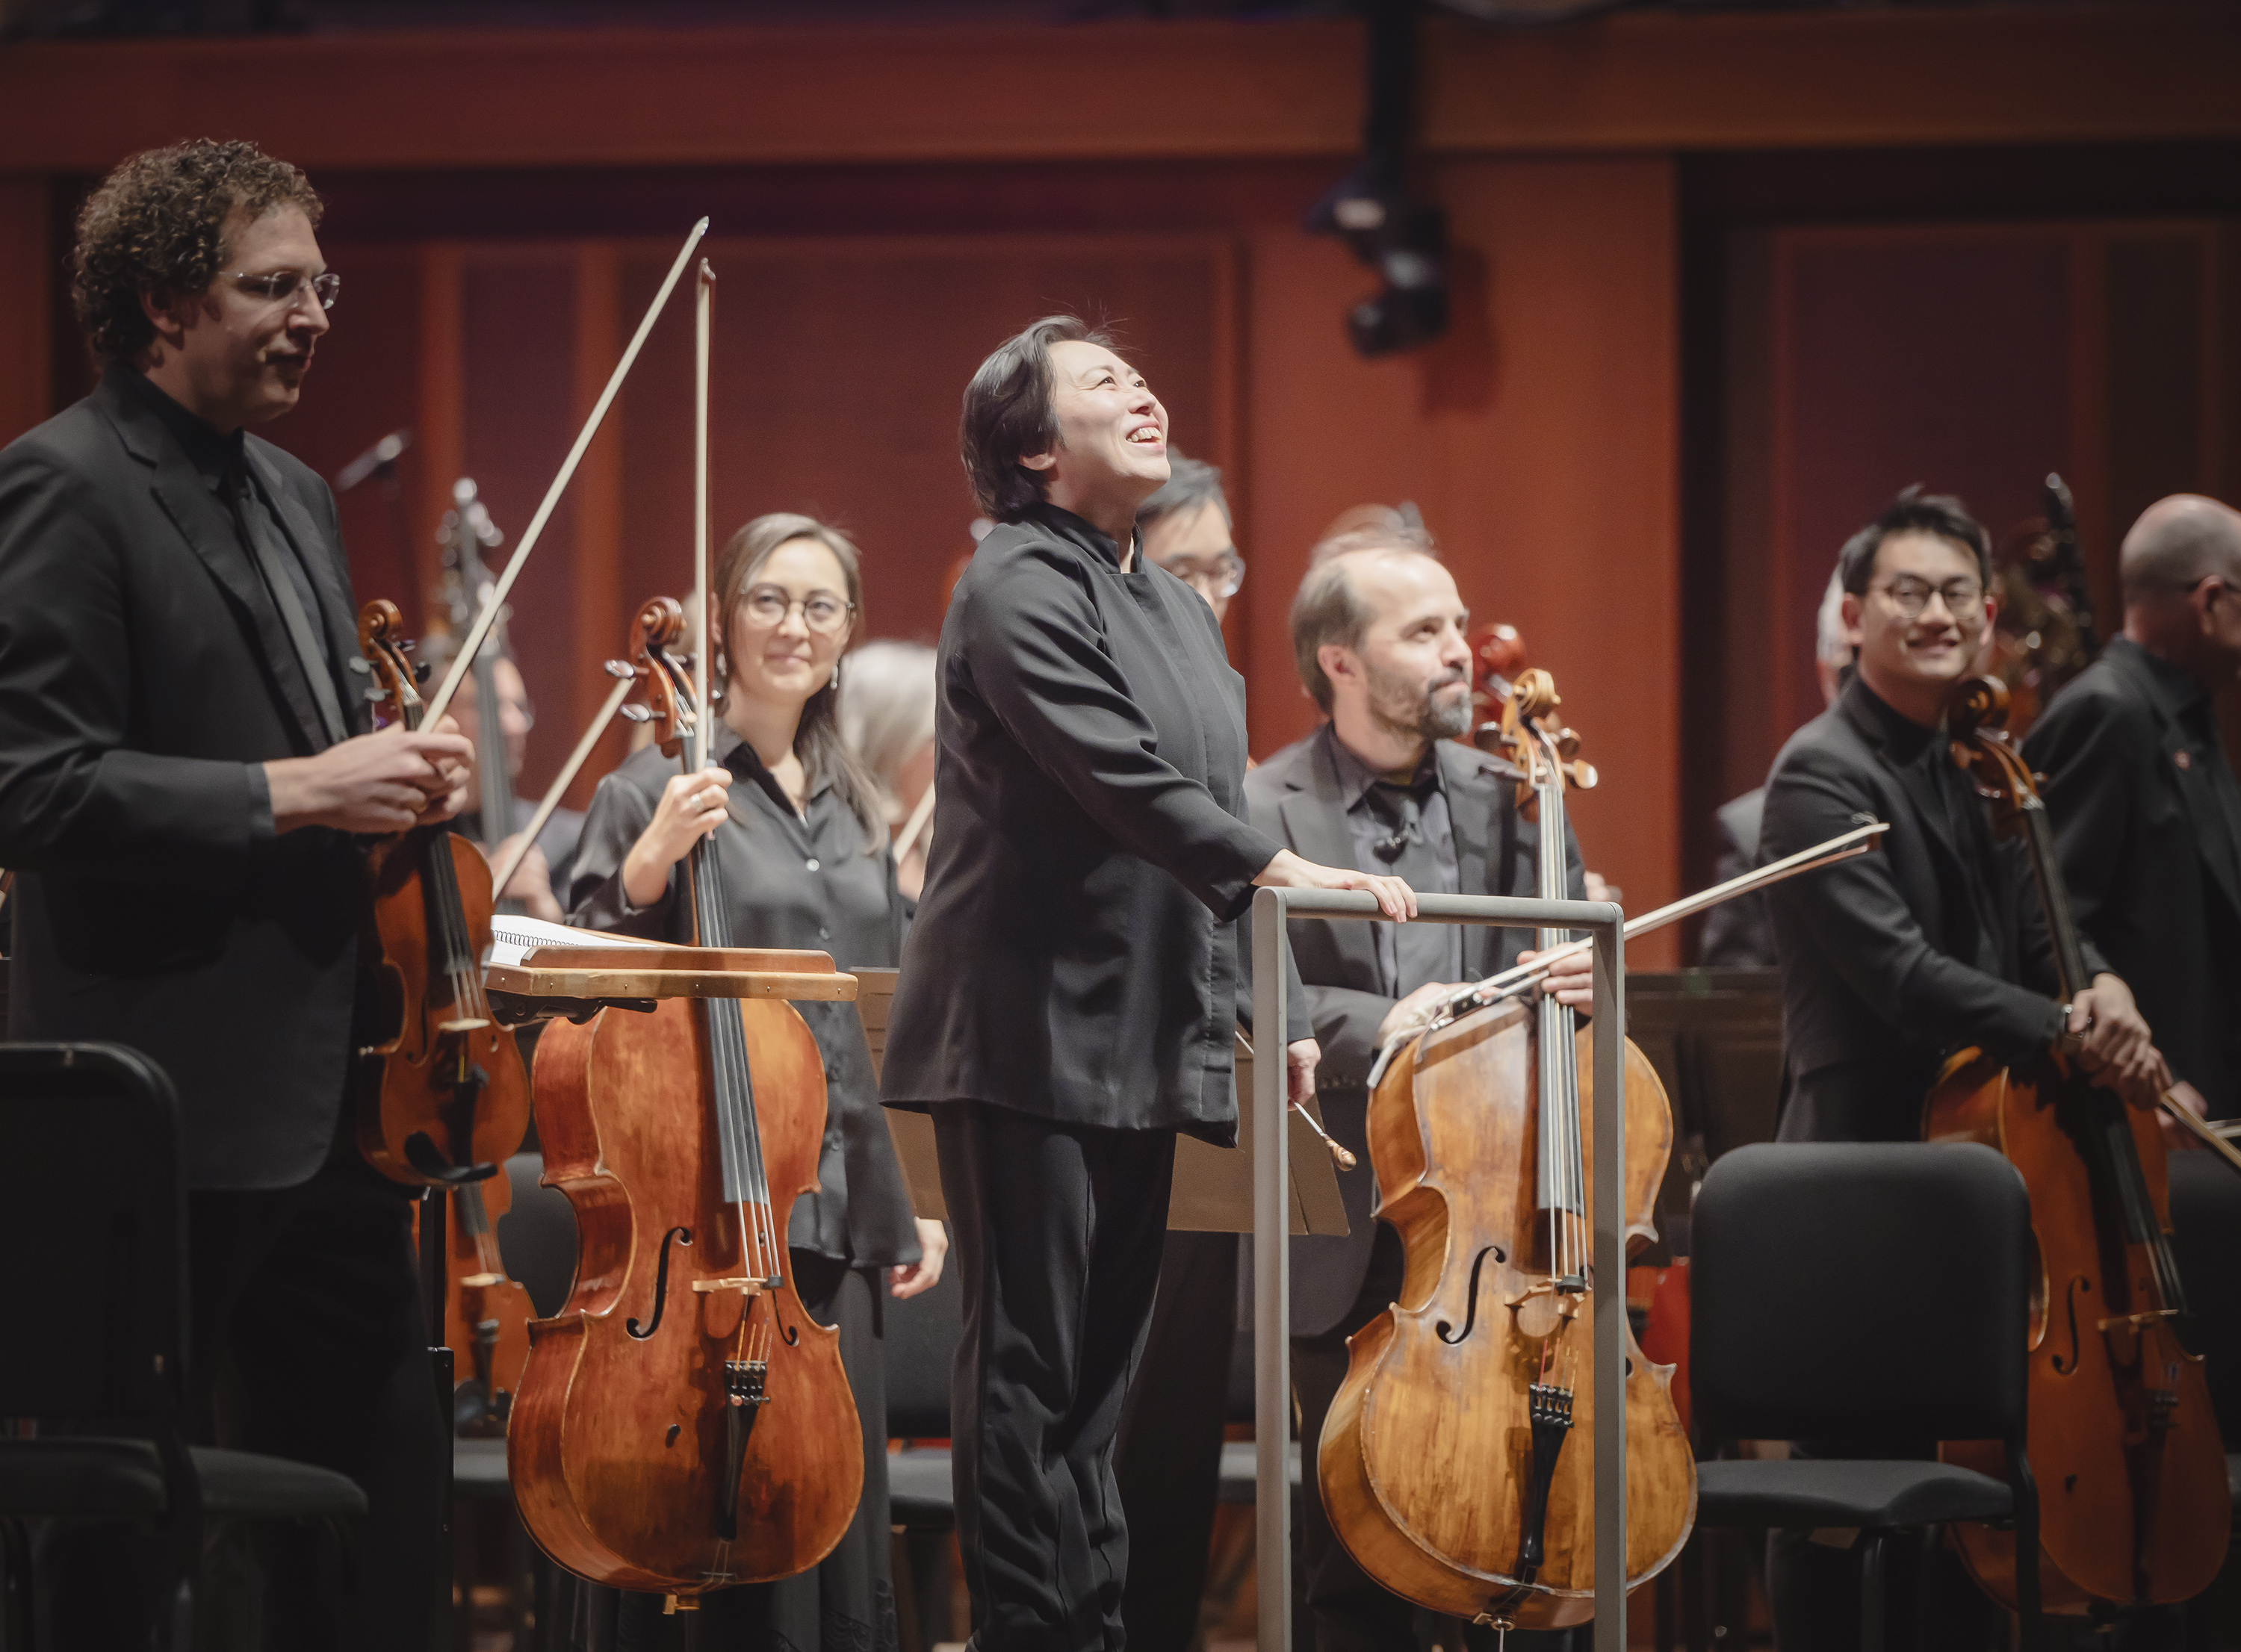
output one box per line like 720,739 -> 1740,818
356,599 -> 532,1190
509,597 -> 861,1603
1321,668 -> 1696,1634
1924,675 -> 2228,1615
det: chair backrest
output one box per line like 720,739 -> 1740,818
1690,1141 -> 2028,1444
2166,1151 -> 2241,1443
883,1258 -> 961,1439
0,1043 -> 188,1423
495,1152 -> 580,1320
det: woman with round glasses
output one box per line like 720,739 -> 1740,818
565,511 -> 944,1651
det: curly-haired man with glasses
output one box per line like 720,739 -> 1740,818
0,140 -> 468,1649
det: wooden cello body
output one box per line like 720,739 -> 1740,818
1924,677 -> 2227,1615
512,993 -> 860,1591
1324,1012 -> 1696,1625
507,597 -> 861,1600
1321,669 -> 1695,1630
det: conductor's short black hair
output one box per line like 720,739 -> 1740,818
960,314 -> 1114,523
1836,486 -> 1992,595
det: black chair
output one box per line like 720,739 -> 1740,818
0,1043 -> 368,1649
1690,1141 -> 2043,1652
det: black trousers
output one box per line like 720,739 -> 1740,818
46,1161 -> 444,1652
934,1102 -> 1175,1652
1114,1230 -> 1239,1652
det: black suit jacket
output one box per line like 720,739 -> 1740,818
0,366 -> 369,1190
2023,638 -> 2241,1114
1761,675 -> 2086,1143
881,504 -> 1281,1146
1244,727 -> 1585,1338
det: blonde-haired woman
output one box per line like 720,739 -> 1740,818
568,512 -> 943,1651
837,639 -> 937,901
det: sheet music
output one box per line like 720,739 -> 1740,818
486,916 -> 657,969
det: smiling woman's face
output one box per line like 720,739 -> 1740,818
1025,339 -> 1171,505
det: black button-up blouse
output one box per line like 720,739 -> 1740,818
568,722 -> 922,1268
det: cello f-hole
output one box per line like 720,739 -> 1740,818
1435,1244 -> 1505,1346
629,1226 -> 694,1341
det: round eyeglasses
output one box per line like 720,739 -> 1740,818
1873,575 -> 1984,623
740,586 -> 855,635
1161,550 -> 1246,603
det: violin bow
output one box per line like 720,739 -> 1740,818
692,259 -> 715,774
486,661 -> 643,898
423,217 -> 711,730
1365,819 -> 1891,1087
2157,1088 -> 2241,1181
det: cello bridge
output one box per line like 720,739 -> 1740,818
691,1276 -> 768,1297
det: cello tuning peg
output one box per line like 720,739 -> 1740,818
1567,761 -> 1599,790
365,687 -> 389,703
346,656 -> 371,675
619,704 -> 651,724
604,659 -> 636,679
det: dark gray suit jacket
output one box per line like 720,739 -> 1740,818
2024,638 -> 2241,1114
1245,727 -> 1585,1338
1763,675 -> 2086,1143
881,504 -> 1281,1145
0,365 -> 369,1190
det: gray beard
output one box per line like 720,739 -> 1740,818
1366,664 -> 1473,746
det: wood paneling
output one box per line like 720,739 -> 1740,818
0,180 -> 50,448
1242,157 -> 1682,966
1,7 -> 2236,176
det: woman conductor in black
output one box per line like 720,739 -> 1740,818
881,316 -> 1416,1650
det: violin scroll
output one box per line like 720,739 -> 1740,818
358,598 -> 426,730
630,596 -> 695,759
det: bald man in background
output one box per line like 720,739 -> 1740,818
2024,494 -> 2241,1118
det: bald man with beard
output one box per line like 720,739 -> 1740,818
2024,494 -> 2241,1119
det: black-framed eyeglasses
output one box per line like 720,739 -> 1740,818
1873,575 -> 1985,623
1160,550 -> 1246,602
740,586 -> 855,635
229,269 -> 341,312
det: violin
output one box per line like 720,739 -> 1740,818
356,599 -> 531,1190
510,597 -> 861,1602
1924,675 -> 2228,1615
1321,668 -> 1695,1632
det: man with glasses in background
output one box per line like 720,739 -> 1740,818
2024,494 -> 2241,1123
1138,450 -> 1247,621
0,140 -> 465,1649
1756,488 -> 2167,1645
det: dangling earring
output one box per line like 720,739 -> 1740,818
831,658 -> 843,692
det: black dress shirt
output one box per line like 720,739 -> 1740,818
569,723 -> 920,1268
120,370 -> 349,743
881,503 -> 1282,1145
1324,729 -> 1462,995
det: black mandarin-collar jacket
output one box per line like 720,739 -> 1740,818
2024,637 -> 2241,1114
1762,674 -> 2091,1140
881,504 -> 1283,1146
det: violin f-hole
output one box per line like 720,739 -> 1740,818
1436,1244 -> 1505,1345
629,1226 -> 693,1341
2051,1276 -> 2087,1376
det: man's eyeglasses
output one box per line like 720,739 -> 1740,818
1159,550 -> 1246,602
1873,575 -> 1985,623
229,270 -> 341,312
740,586 -> 855,635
